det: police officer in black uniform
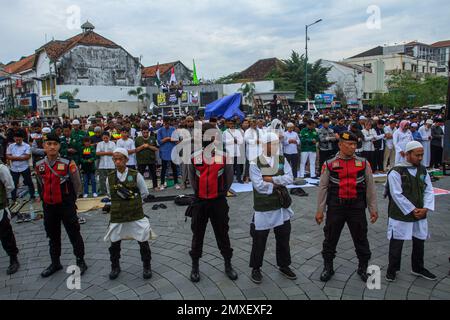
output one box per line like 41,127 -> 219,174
35,134 -> 87,277
315,131 -> 379,282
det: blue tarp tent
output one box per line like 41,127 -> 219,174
205,93 -> 245,121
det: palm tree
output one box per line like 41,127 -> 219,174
238,82 -> 256,106
128,87 -> 150,112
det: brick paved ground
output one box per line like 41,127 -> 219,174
0,177 -> 449,300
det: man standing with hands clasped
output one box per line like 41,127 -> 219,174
384,141 -> 436,282
316,131 -> 378,283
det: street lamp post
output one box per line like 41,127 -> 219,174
305,19 -> 322,101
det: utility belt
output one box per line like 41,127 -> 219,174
115,182 -> 139,200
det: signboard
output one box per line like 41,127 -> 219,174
15,79 -> 23,88
18,93 -> 37,111
68,99 -> 79,109
157,93 -> 167,106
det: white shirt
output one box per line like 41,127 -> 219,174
223,128 -> 244,158
116,138 -> 137,166
361,129 -> 377,152
387,167 -> 434,241
283,130 -> 300,155
6,142 -> 31,173
104,168 -> 151,242
418,126 -> 432,143
384,126 -> 396,149
244,128 -> 261,161
250,156 -> 294,230
96,141 -> 116,169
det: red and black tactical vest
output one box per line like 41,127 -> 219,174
192,151 -> 227,200
35,158 -> 76,205
325,155 -> 367,208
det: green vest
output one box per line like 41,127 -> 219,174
253,155 -> 285,212
0,180 -> 7,210
108,169 -> 145,223
388,165 -> 427,222
135,136 -> 156,164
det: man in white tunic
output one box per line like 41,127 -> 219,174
249,132 -> 297,284
418,120 -> 433,168
104,148 -> 152,280
385,141 -> 436,282
393,120 -> 413,165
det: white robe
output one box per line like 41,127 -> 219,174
387,166 -> 435,241
393,130 -> 413,165
104,168 -> 152,242
418,126 -> 432,167
249,156 -> 294,230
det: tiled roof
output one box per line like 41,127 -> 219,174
431,40 -> 450,48
238,58 -> 282,81
348,46 -> 384,59
142,62 -> 177,78
4,54 -> 36,74
38,31 -> 120,61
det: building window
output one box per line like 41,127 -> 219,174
363,63 -> 372,70
422,66 -> 425,73
77,68 -> 89,79
115,70 -> 126,79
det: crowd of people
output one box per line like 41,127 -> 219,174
0,105 -> 447,284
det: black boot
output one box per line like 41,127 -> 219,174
224,259 -> 238,281
6,256 -> 20,275
76,257 -> 88,276
190,259 -> 200,283
357,263 -> 369,283
41,259 -> 63,278
109,242 -> 121,280
320,261 -> 335,282
143,261 -> 152,280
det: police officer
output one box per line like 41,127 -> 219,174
0,161 -> 20,274
315,131 -> 378,282
35,133 -> 87,278
187,123 -> 238,283
104,148 -> 152,280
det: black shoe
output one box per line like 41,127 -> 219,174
41,263 -> 63,278
357,265 -> 369,282
109,265 -> 121,280
152,204 -> 159,210
159,204 -> 167,209
190,259 -> 200,283
224,261 -> 238,281
411,268 -> 437,281
143,264 -> 152,280
6,256 -> 20,275
76,258 -> 88,276
385,270 -> 396,282
279,266 -> 297,280
320,265 -> 335,282
251,268 -> 263,284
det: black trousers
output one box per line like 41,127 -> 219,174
322,206 -> 371,264
11,168 -> 35,201
284,154 -> 299,179
250,220 -> 291,269
233,156 -> 243,182
189,197 -> 233,261
161,160 -> 178,185
43,203 -> 85,263
243,159 -> 250,180
374,149 -> 384,172
138,163 -> 158,188
387,237 -> 424,273
0,209 -> 19,257
319,150 -> 335,175
430,145 -> 443,168
362,151 -> 376,170
109,240 -> 151,265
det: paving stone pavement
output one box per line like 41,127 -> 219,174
0,177 -> 449,300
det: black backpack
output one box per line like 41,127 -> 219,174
174,195 -> 196,206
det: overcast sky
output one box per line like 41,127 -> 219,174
1,0 -> 448,79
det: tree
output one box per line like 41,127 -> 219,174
128,87 -> 150,112
267,51 -> 333,100
59,88 -> 79,101
238,82 -> 256,106
334,84 -> 347,108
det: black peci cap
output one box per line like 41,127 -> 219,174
45,133 -> 61,144
340,131 -> 358,142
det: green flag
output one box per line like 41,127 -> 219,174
192,59 -> 199,85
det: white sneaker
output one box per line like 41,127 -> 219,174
175,184 -> 181,190
159,185 -> 165,191
93,193 -> 98,198
83,194 -> 88,198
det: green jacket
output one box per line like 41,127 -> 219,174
60,136 -> 80,163
253,155 -> 285,212
300,128 -> 318,152
135,135 -> 157,165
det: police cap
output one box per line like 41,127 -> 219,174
339,131 -> 358,142
45,133 -> 61,144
